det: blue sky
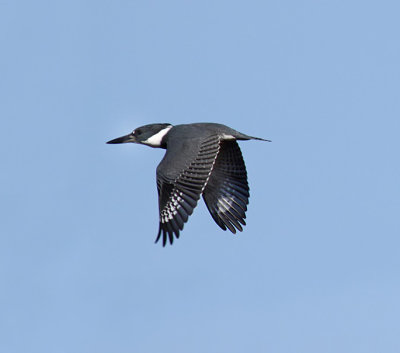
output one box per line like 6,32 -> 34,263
1,0 -> 400,352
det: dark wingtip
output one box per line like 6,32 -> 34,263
155,225 -> 180,247
155,227 -> 162,244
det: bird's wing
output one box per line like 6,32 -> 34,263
202,140 -> 249,233
155,135 -> 221,246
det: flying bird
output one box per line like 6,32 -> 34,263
107,123 -> 269,246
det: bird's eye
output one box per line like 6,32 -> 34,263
135,129 -> 142,136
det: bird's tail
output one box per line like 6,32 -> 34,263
237,134 -> 271,142
250,136 -> 271,142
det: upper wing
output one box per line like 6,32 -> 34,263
202,140 -> 249,233
155,135 -> 220,246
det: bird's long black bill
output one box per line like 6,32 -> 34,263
106,134 -> 135,144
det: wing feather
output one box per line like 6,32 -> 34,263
156,135 -> 220,245
202,140 -> 249,234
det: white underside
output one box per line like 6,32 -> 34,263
142,126 -> 173,147
221,134 -> 235,140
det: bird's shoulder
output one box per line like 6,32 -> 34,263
156,129 -> 219,182
170,123 -> 238,138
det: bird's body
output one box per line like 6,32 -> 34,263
107,123 -> 269,246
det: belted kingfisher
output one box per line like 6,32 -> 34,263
107,123 -> 269,246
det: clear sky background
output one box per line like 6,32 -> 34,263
1,1 -> 399,352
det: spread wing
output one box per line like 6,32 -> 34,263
202,140 -> 249,233
155,135 -> 220,246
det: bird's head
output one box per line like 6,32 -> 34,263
107,123 -> 173,148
